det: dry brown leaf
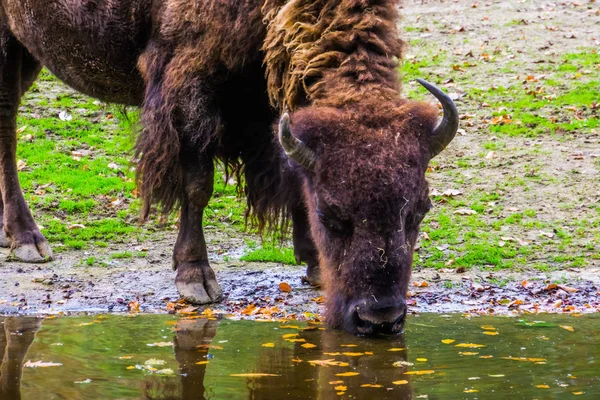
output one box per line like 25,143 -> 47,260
279,282 -> 292,293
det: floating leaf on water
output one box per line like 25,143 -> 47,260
464,389 -> 478,393
455,343 -> 486,348
119,356 -> 133,360
364,351 -> 373,355
481,325 -> 496,330
230,373 -> 281,377
416,358 -> 428,362
279,325 -> 300,329
342,352 -> 364,356
292,357 -> 302,363
459,352 -> 479,356
536,384 -> 550,389
144,359 -> 166,366
483,331 -> 499,336
361,384 -> 383,388
573,392 -> 583,395
341,344 -> 357,347
480,355 -> 493,359
146,342 -> 173,347
324,352 -> 342,356
282,333 -> 299,339
286,338 -> 306,343
560,325 -> 575,332
329,380 -> 344,385
126,366 -> 136,370
388,348 -> 405,351
195,361 -> 209,365
489,374 -> 505,377
24,360 -> 62,368
262,343 -> 275,348
516,320 -> 557,328
301,343 -> 317,349
404,370 -> 435,375
335,372 -> 360,377
393,361 -> 414,367
393,380 -> 409,385
308,359 -> 340,367
441,339 -> 455,344
334,386 -> 347,391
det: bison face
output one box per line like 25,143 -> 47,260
278,80 -> 458,335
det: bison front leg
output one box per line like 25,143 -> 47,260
0,31 -> 50,262
173,153 -> 222,304
292,205 -> 321,286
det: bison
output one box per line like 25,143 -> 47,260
0,0 -> 457,335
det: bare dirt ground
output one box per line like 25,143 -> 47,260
1,0 -> 599,320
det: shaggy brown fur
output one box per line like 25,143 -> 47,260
0,0 -> 451,334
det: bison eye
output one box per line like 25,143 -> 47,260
316,209 -> 349,233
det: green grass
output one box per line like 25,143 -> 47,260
240,242 -> 296,265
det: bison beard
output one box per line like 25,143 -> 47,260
0,0 -> 457,335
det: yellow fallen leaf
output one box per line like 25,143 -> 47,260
441,339 -> 455,344
388,348 -> 405,351
416,358 -> 428,362
560,325 -> 575,332
324,352 -> 342,356
573,392 -> 583,395
286,338 -> 306,343
292,357 -> 302,363
341,344 -> 357,347
230,373 -> 281,377
480,355 -> 493,359
413,281 -> 429,287
301,343 -> 317,349
342,352 -> 364,356
335,372 -> 360,377
361,384 -> 383,388
279,325 -> 300,329
459,352 -> 479,356
279,282 -> 292,292
146,342 -> 173,347
393,380 -> 409,385
329,380 -> 344,385
536,384 -> 550,389
119,356 -> 133,360
334,386 -> 347,391
464,389 -> 478,393
364,351 -> 373,355
481,325 -> 496,330
483,331 -> 499,336
262,343 -> 275,348
126,366 -> 136,370
404,370 -> 435,375
336,392 -> 345,396
488,374 -> 505,377
455,343 -> 485,348
282,333 -> 298,339
195,361 -> 209,365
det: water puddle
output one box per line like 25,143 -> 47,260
1,313 -> 598,399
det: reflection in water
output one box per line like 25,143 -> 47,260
143,318 -> 218,400
144,319 -> 412,400
0,317 -> 42,400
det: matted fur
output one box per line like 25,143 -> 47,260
262,0 -> 404,112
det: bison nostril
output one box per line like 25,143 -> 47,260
354,304 -> 406,335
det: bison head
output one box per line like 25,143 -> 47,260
278,80 -> 458,335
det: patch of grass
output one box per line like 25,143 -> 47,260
241,243 -> 297,265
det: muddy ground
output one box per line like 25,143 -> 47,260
1,0 -> 599,319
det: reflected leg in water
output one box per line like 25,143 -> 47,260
142,318 -> 219,400
0,317 -> 42,400
248,328 -> 414,400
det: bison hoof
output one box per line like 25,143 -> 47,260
175,261 -> 223,304
0,229 -> 10,247
302,263 -> 322,287
8,231 -> 53,263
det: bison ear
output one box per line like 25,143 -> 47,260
278,113 -> 317,170
417,79 -> 459,158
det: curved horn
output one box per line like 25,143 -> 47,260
278,113 -> 317,170
417,79 -> 459,158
